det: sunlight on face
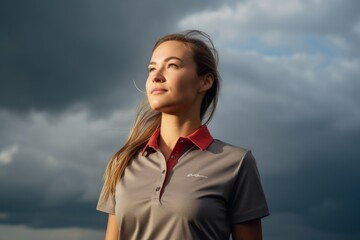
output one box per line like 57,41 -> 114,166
146,41 -> 204,115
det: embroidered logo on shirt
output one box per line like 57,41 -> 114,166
186,173 -> 208,179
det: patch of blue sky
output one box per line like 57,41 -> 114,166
234,37 -> 295,56
303,36 -> 335,66
303,36 -> 334,56
229,36 -> 335,67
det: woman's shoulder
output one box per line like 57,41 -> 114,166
208,139 -> 251,159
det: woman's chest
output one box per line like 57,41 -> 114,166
114,150 -> 238,220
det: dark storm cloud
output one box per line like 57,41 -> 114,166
0,0 -> 217,114
2,0 -> 128,112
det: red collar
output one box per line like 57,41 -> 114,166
142,125 -> 213,155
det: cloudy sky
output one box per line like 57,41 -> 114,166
1,0 -> 360,239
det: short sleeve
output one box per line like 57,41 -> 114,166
96,182 -> 116,215
229,150 -> 269,223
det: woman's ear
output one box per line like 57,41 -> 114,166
199,74 -> 214,92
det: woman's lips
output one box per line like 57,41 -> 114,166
151,88 -> 168,94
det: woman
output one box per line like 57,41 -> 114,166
97,30 -> 269,240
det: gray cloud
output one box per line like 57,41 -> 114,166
2,1 -> 131,112
0,109 -> 136,229
0,225 -> 104,240
179,0 -> 360,57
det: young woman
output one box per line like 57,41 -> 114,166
97,30 -> 269,240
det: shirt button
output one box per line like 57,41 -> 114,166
170,155 -> 176,160
162,170 -> 166,174
179,139 -> 184,143
155,187 -> 161,191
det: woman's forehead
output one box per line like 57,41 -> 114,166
151,41 -> 193,61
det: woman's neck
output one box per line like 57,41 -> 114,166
158,113 -> 201,159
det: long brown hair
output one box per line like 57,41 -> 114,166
100,30 -> 221,202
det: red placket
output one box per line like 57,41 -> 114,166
159,137 -> 191,198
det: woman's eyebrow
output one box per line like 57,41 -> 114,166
149,56 -> 184,65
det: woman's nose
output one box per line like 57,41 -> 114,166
152,70 -> 166,83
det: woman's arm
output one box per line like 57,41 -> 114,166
232,218 -> 262,240
105,214 -> 119,240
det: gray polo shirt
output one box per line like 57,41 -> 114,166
97,132 -> 269,239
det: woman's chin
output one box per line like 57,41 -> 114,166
149,105 -> 180,115
149,101 -> 172,112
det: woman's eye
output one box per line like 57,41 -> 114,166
168,63 -> 179,69
148,67 -> 155,72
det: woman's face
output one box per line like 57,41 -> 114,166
146,40 -> 205,115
